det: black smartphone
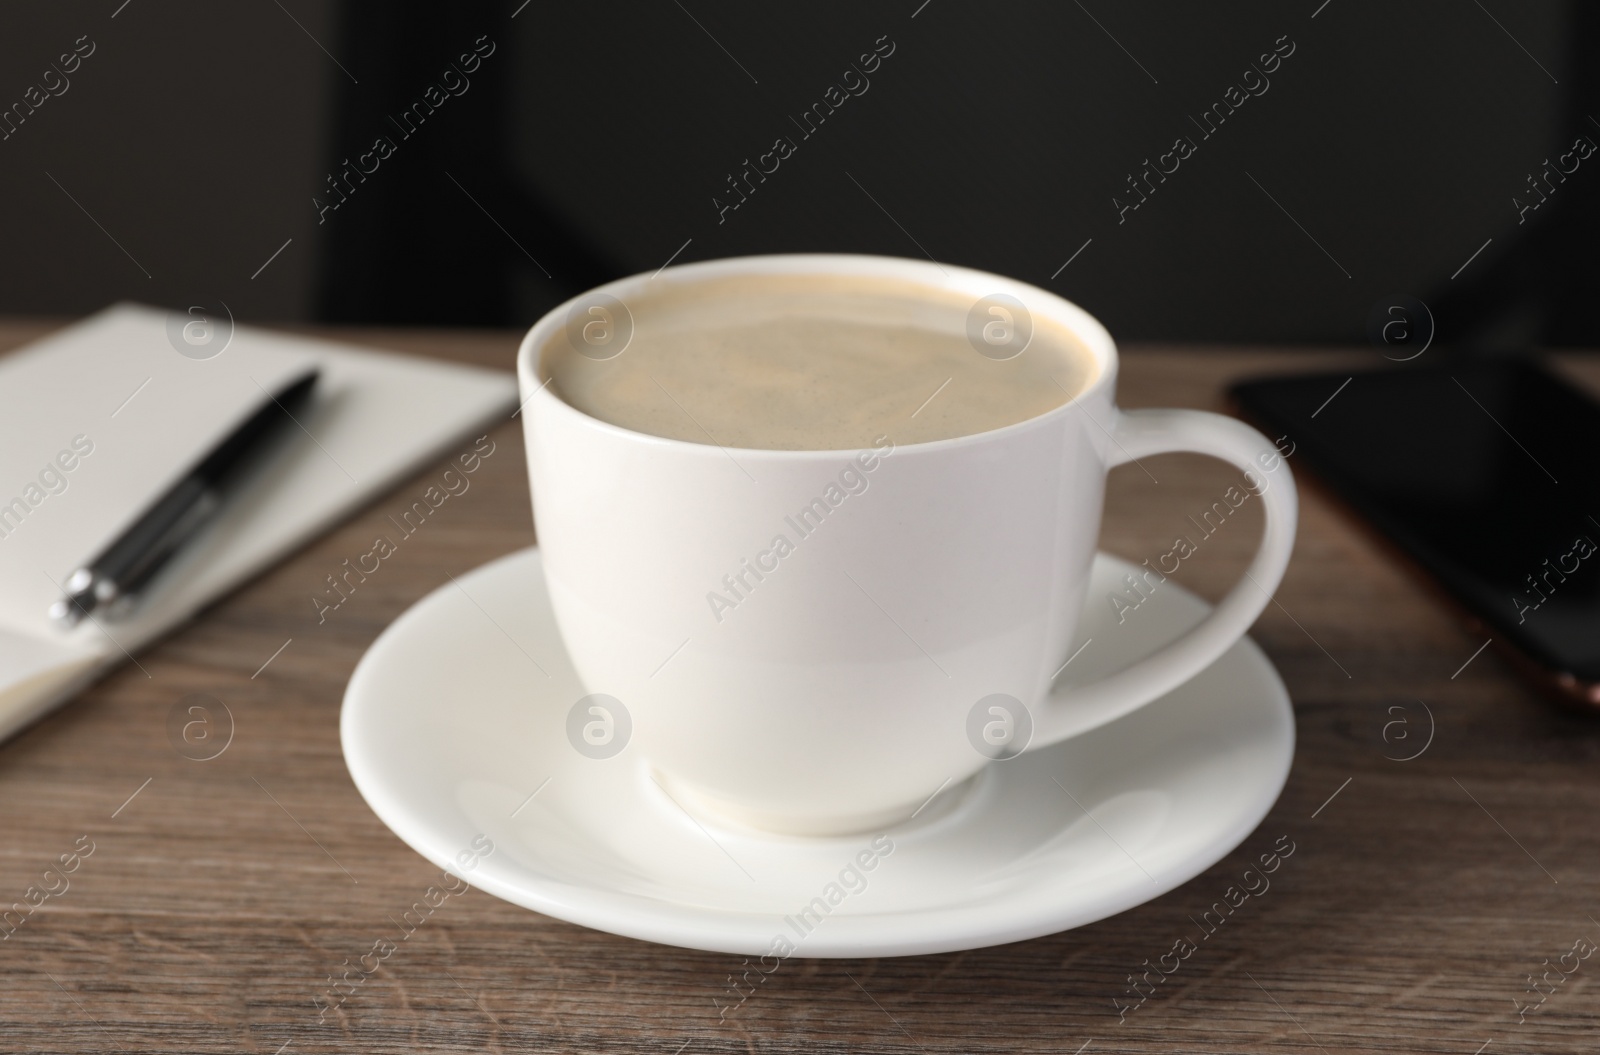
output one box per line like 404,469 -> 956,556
1230,357 -> 1600,706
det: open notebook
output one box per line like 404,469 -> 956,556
0,304 -> 518,742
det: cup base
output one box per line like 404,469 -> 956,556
650,767 -> 981,838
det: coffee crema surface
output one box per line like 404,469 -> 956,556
541,274 -> 1097,451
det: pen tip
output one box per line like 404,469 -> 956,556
49,598 -> 85,628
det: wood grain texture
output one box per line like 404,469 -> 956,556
2,320 -> 1598,1055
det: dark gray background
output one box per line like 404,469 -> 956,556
0,0 -> 1588,344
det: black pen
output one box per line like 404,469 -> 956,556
50,369 -> 319,627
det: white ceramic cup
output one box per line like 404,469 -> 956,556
518,254 -> 1296,836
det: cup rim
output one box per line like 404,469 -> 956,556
516,252 -> 1120,458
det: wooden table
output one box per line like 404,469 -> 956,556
3,321 -> 1597,1055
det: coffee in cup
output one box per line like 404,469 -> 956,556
541,273 -> 1097,450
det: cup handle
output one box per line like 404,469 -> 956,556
1030,407 -> 1299,747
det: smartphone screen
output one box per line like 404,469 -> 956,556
1230,359 -> 1600,694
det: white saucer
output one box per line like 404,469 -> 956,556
341,547 -> 1294,958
